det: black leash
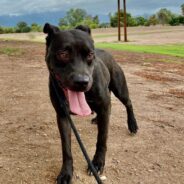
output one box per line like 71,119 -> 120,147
50,74 -> 103,184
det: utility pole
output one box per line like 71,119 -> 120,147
117,0 -> 121,41
123,0 -> 128,42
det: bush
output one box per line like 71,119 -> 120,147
179,16 -> 184,24
135,16 -> 147,26
169,15 -> 184,26
110,10 -> 148,27
147,15 -> 158,26
31,23 -> 42,32
169,17 -> 180,26
15,21 -> 31,33
3,27 -> 15,33
0,26 -> 4,34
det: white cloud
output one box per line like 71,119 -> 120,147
0,0 -> 183,16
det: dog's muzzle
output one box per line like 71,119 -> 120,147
53,73 -> 92,116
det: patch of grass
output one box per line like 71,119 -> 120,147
0,47 -> 24,56
96,43 -> 184,58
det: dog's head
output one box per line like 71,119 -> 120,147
43,23 -> 95,92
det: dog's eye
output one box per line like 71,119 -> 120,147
56,50 -> 70,62
87,52 -> 94,62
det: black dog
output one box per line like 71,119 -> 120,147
43,23 -> 138,184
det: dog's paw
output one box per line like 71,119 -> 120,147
128,117 -> 138,134
57,169 -> 72,184
87,154 -> 105,175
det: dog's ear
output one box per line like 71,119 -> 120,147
75,25 -> 91,36
43,23 -> 60,35
43,23 -> 60,50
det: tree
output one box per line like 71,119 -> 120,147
147,15 -> 159,26
181,4 -> 184,16
59,8 -> 87,27
169,16 -> 180,26
135,16 -> 147,26
31,23 -> 42,32
17,22 -> 28,29
157,8 -> 174,25
0,26 -> 4,34
93,15 -> 99,25
79,16 -> 99,29
15,21 -> 31,33
179,16 -> 184,24
59,8 -> 100,29
110,10 -> 137,27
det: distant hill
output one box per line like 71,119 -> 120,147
0,11 -> 66,27
0,11 -> 109,27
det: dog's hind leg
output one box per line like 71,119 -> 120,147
110,64 -> 138,133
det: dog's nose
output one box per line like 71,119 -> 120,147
73,75 -> 89,86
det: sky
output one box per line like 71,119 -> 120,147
0,0 -> 183,16
0,0 -> 183,26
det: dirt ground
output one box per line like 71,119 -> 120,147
0,40 -> 184,184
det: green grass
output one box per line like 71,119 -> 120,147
96,43 -> 184,58
0,47 -> 24,56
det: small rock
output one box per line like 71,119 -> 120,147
100,175 -> 107,181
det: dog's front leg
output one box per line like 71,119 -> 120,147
89,97 -> 111,174
57,115 -> 73,184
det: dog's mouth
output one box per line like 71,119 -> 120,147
54,73 -> 92,116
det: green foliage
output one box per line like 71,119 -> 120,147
179,16 -> 184,24
110,10 -> 148,27
0,5 -> 183,34
15,21 -> 31,33
96,43 -> 184,58
110,10 -> 124,27
157,8 -> 175,25
169,15 -> 184,26
127,15 -> 138,27
58,8 -> 100,29
181,4 -> 184,16
93,15 -> 99,25
31,23 -> 42,32
0,22 -> 42,34
59,8 -> 86,27
169,16 -> 180,26
0,27 -> 15,34
0,26 -> 4,34
110,7 -> 183,27
146,15 -> 159,26
79,16 -> 99,28
135,16 -> 147,26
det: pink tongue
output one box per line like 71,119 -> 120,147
65,89 -> 91,116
